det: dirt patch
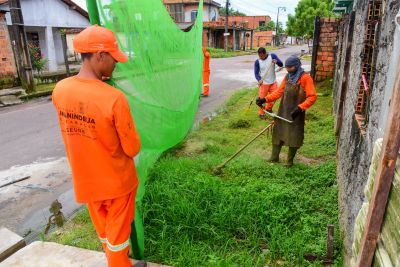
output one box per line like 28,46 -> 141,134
174,140 -> 206,157
297,155 -> 324,165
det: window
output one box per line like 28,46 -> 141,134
191,10 -> 198,22
167,4 -> 184,22
210,9 -> 217,21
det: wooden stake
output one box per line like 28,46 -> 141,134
325,225 -> 334,267
356,65 -> 400,267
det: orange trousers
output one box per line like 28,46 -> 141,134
259,82 -> 277,115
87,189 -> 136,267
203,70 -> 210,96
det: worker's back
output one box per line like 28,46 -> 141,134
52,76 -> 140,203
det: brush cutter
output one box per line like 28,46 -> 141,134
213,122 -> 274,175
263,110 -> 293,123
213,110 -> 293,175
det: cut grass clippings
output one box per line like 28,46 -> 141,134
49,82 -> 342,266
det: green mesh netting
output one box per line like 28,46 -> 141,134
86,0 -> 204,259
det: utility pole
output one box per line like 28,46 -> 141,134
9,0 -> 34,92
275,7 -> 286,47
224,0 -> 229,52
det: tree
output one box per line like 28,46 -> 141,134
258,21 -> 284,33
286,0 -> 334,38
219,7 -> 246,16
266,21 -> 275,31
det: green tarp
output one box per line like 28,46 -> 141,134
86,0 -> 204,258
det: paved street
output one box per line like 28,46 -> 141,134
197,44 -> 310,121
0,44 -> 309,236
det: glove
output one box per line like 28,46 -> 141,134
256,97 -> 266,107
290,106 -> 303,120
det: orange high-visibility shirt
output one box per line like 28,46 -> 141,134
266,73 -> 317,111
52,76 -> 140,203
203,48 -> 210,72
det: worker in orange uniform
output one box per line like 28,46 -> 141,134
52,25 -> 142,267
256,55 -> 317,166
202,47 -> 210,97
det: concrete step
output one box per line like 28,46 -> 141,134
0,87 -> 26,97
1,241 -> 170,267
0,87 -> 27,106
0,95 -> 23,106
0,228 -> 26,262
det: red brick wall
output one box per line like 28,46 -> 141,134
202,29 -> 209,47
229,16 -> 271,30
315,18 -> 339,81
246,31 -> 273,48
0,13 -> 17,79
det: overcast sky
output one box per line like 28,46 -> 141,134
74,0 -> 299,26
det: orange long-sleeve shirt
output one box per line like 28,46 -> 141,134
203,47 -> 210,72
52,76 -> 140,203
266,73 -> 317,111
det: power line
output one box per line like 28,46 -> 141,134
237,0 -> 279,14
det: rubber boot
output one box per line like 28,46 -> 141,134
287,147 -> 298,167
269,144 -> 282,163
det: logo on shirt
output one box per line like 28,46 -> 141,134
59,110 -> 96,124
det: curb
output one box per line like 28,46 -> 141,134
20,90 -> 53,101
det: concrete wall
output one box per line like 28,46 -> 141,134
332,0 -> 400,263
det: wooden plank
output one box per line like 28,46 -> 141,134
311,16 -> 321,79
356,65 -> 400,266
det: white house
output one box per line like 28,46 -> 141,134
0,0 -> 90,72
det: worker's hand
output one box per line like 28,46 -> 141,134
102,76 -> 111,81
258,80 -> 263,86
290,106 -> 303,120
256,97 -> 267,107
272,59 -> 277,64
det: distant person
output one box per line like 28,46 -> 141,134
202,47 -> 211,97
52,25 -> 141,267
256,55 -> 317,166
254,47 -> 283,118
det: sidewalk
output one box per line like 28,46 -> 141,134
1,240 -> 169,267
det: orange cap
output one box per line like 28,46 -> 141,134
73,25 -> 128,63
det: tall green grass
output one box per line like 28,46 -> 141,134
49,83 -> 342,266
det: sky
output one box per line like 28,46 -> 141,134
73,0 -> 299,26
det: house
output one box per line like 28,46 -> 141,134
163,0 -> 221,23
0,0 -> 89,72
163,1 -> 273,50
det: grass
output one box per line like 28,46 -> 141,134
34,82 -> 56,93
208,48 -> 256,58
300,55 -> 312,61
49,82 -> 342,266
